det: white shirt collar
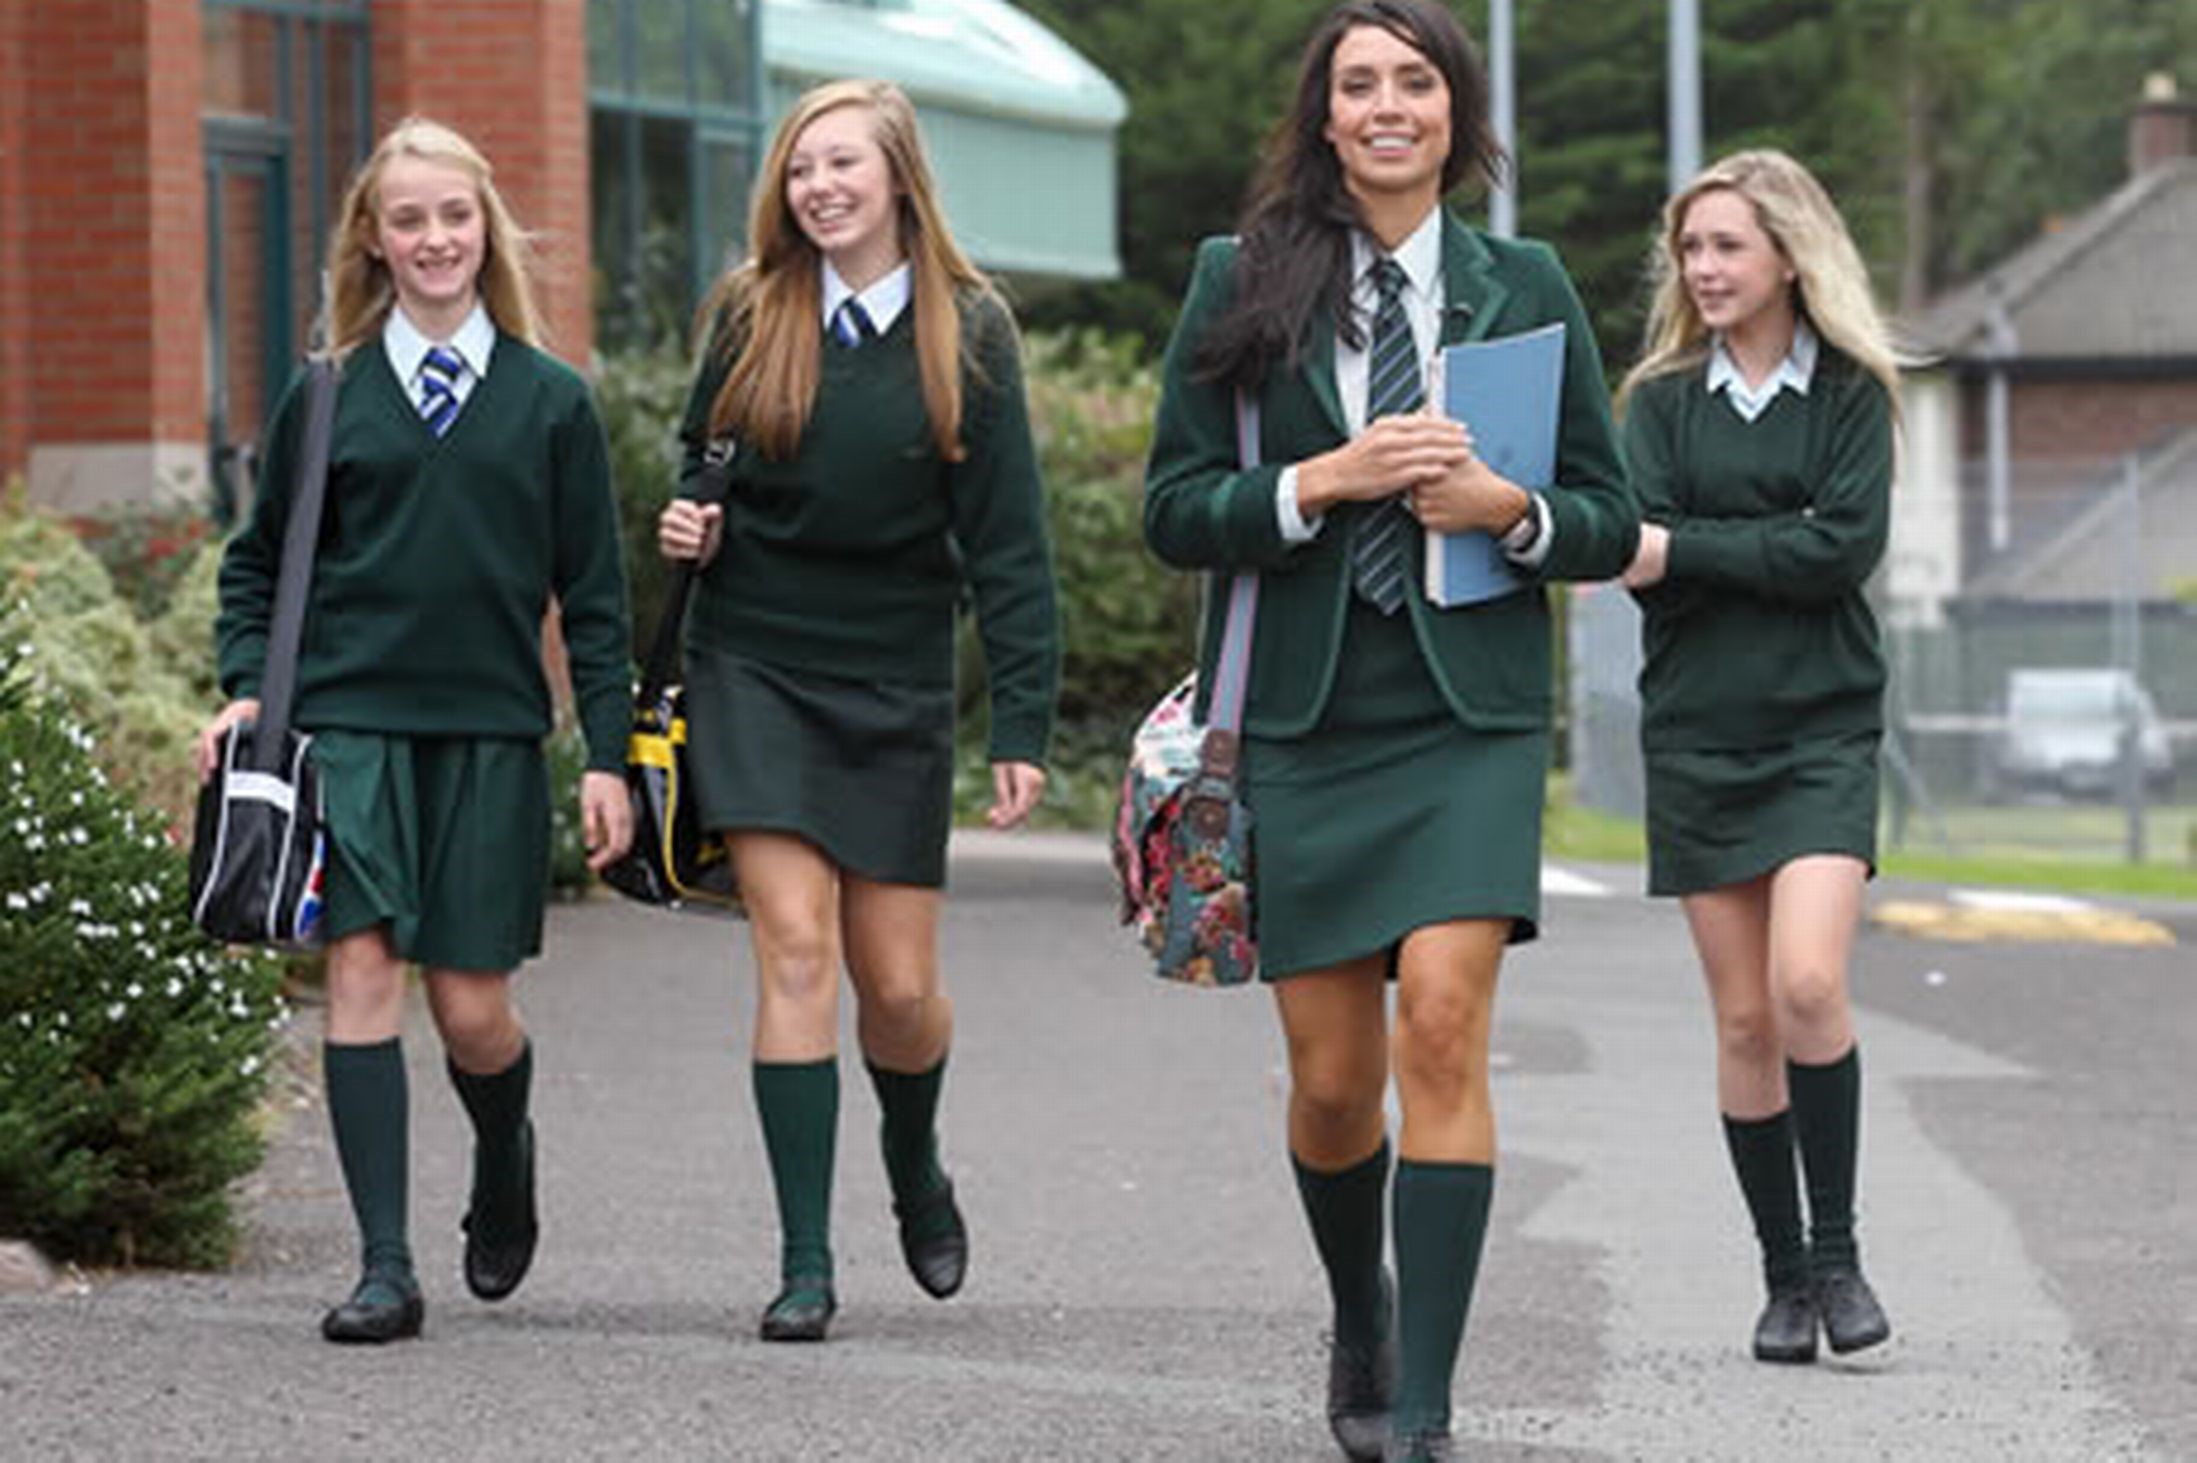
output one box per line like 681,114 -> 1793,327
384,302 -> 496,384
821,259 -> 912,336
1707,317 -> 1817,422
1350,206 -> 1444,306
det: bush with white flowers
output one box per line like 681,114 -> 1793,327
0,625 -> 286,1268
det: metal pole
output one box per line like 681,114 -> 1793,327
1489,0 -> 1516,238
2119,454 -> 2146,863
1985,297 -> 2017,553
1669,0 -> 1702,190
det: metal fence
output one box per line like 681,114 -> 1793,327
1569,438 -> 2197,868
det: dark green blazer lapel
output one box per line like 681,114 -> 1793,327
1440,212 -> 1510,345
1304,311 -> 1348,438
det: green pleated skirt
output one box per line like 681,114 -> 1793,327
1245,596 -> 1548,981
309,730 -> 550,972
1643,729 -> 1881,896
681,647 -> 956,887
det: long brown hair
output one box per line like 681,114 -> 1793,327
700,79 -> 996,462
1620,149 -> 1899,408
1195,0 -> 1505,389
321,116 -> 541,357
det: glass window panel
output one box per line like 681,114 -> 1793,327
638,115 -> 697,341
698,133 -> 755,284
202,9 -> 283,120
696,0 -> 756,110
321,23 -> 367,184
590,111 -> 638,343
633,1 -> 689,104
587,0 -> 626,97
214,168 -> 270,444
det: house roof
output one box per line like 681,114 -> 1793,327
1909,159 -> 2197,361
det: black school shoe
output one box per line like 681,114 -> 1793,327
1752,1285 -> 1819,1363
894,1177 -> 968,1300
321,1270 -> 425,1344
1816,1268 -> 1892,1354
1328,1272 -> 1396,1461
1384,1429 -> 1455,1461
462,1119 -> 539,1302
759,1276 -> 837,1342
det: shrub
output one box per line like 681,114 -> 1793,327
592,343 -> 693,667
0,629 -> 286,1268
1022,329 -> 1194,729
69,504 -> 220,620
0,506 -> 215,832
544,722 -> 595,898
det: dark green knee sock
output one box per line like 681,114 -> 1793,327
1291,1141 -> 1391,1355
754,1059 -> 839,1285
324,1038 -> 413,1281
865,1054 -> 948,1205
1789,1045 -> 1864,1274
448,1040 -> 533,1237
1391,1159 -> 1494,1439
1721,1110 -> 1809,1293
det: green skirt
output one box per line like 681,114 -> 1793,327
1245,596 -> 1547,981
1644,729 -> 1880,896
309,730 -> 549,972
681,647 -> 955,887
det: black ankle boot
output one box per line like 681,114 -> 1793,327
1752,1284 -> 1818,1363
1816,1267 -> 1891,1354
462,1119 -> 539,1302
893,1177 -> 967,1299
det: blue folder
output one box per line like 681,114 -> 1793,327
1424,321 -> 1566,608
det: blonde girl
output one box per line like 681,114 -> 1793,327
200,116 -> 633,1343
1621,148 -> 1899,1365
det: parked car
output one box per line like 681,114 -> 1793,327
1988,668 -> 2174,800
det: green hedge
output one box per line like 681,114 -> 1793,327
0,625 -> 285,1268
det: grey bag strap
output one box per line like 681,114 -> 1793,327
250,358 -> 339,771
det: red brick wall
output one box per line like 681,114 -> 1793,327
0,1 -> 28,480
373,0 -> 593,365
1960,375 -> 2197,462
0,0 -> 594,493
17,0 -> 206,450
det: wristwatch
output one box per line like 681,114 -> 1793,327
1499,496 -> 1542,555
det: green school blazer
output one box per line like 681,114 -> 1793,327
1144,213 -> 1639,738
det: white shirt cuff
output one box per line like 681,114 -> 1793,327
1500,493 -> 1554,568
1276,466 -> 1322,543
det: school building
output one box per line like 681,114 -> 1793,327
0,0 -> 1123,516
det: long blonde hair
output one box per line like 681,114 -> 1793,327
700,79 -> 996,462
321,116 -> 542,357
1620,149 -> 1897,408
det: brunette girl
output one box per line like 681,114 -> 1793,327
1143,5 -> 1637,1455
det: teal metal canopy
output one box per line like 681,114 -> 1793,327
763,0 -> 1127,280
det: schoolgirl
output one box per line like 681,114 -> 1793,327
1619,148 -> 1900,1364
200,117 -> 633,1343
1143,4 -> 1638,1455
657,79 -> 1059,1343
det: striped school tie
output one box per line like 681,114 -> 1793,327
832,297 -> 877,348
1351,257 -> 1422,615
418,345 -> 463,437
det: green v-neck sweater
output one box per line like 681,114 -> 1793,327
1624,348 -> 1892,752
216,336 -> 632,771
677,291 -> 1060,765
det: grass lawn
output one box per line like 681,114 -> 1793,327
1545,778 -> 2197,902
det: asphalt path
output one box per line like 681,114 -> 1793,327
3,833 -> 2188,1460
